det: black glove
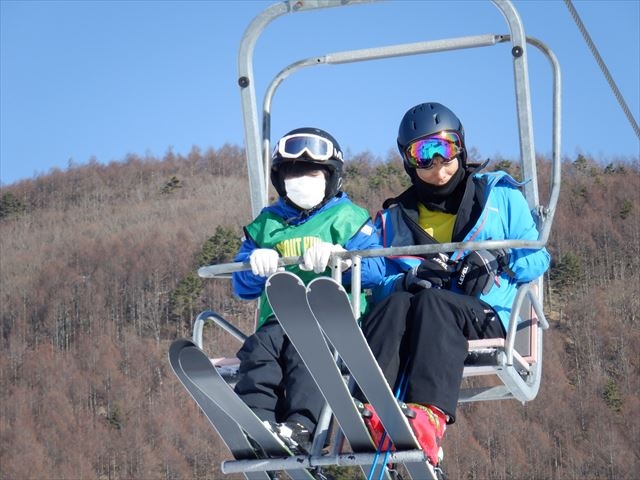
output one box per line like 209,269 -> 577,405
455,249 -> 510,296
402,253 -> 456,293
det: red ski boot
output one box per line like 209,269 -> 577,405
406,403 -> 446,466
360,403 -> 394,451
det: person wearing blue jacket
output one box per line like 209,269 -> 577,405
232,127 -> 385,453
358,103 -> 550,467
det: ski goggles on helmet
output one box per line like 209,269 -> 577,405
274,133 -> 343,162
403,131 -> 462,169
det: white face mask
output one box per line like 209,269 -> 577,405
284,175 -> 326,210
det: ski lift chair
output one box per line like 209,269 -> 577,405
180,0 -> 562,477
203,0 -> 561,402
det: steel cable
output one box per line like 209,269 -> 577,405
564,0 -> 640,139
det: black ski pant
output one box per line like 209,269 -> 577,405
359,289 -> 505,423
234,319 -> 323,432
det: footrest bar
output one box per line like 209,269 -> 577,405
221,450 -> 427,474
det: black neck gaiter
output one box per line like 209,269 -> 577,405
413,166 -> 466,214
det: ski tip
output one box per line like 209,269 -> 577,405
307,275 -> 343,289
307,276 -> 348,297
266,270 -> 305,289
169,338 -> 197,359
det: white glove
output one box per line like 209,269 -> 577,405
249,248 -> 280,277
299,243 -> 351,273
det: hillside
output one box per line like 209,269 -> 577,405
1,147 -> 639,479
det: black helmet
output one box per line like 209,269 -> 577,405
397,102 -> 467,169
270,127 -> 344,203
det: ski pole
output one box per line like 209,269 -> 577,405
375,360 -> 411,480
367,360 -> 410,480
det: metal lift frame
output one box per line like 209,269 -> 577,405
189,0 -> 562,476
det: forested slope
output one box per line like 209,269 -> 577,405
1,147 -> 638,480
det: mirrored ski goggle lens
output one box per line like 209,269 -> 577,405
404,131 -> 461,169
275,134 -> 337,161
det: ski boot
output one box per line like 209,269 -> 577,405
354,400 -> 393,451
405,403 -> 446,467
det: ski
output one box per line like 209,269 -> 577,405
266,271 -> 390,480
169,339 -> 315,480
169,340 -> 269,480
307,277 -> 443,480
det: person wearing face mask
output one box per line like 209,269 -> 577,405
356,103 -> 550,468
231,127 -> 385,453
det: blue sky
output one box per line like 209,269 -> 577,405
1,0 -> 639,186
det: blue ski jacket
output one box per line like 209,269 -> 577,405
372,169 -> 550,330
